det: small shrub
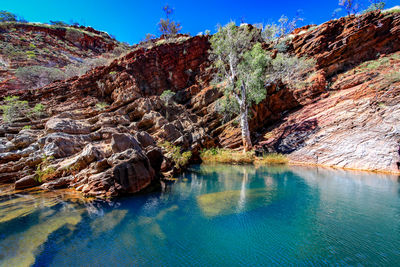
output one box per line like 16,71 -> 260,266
365,61 -> 381,69
65,57 -> 110,78
28,103 -> 46,119
35,155 -> 56,183
112,46 -> 126,57
159,141 -> 192,168
0,96 -> 28,122
22,125 -> 31,130
363,1 -> 385,13
26,50 -> 36,59
158,5 -> 182,37
274,40 -> 288,53
95,102 -> 109,110
267,53 -> 316,89
16,66 -> 66,88
0,11 -> 17,22
160,90 -> 175,105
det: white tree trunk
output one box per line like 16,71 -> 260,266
240,103 -> 252,152
239,81 -> 252,152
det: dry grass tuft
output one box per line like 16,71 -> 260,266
254,153 -> 289,165
200,148 -> 287,165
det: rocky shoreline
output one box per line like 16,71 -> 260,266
1,11 -> 400,197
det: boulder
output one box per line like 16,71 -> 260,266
109,149 -> 155,194
135,131 -> 156,148
111,133 -> 142,153
15,175 -> 40,189
45,118 -> 91,135
146,146 -> 164,173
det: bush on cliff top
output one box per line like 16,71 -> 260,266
158,5 -> 182,37
0,11 -> 17,23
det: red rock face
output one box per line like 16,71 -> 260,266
291,11 -> 400,76
0,22 -> 119,97
1,11 -> 400,198
27,35 -> 210,111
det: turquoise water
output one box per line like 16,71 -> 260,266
1,165 -> 400,266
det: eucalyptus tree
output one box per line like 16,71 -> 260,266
210,22 -> 315,152
210,22 -> 269,151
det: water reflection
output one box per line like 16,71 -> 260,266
0,165 -> 400,266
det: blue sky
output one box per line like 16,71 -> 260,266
2,0 -> 398,44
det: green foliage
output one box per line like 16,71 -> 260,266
160,90 -> 175,105
267,53 -> 316,89
0,10 -> 17,22
22,125 -> 31,130
363,0 -> 385,13
210,23 -> 266,111
26,50 -> 36,59
35,155 -> 56,183
16,66 -> 66,88
277,14 -> 303,37
111,46 -> 127,57
95,102 -> 109,110
31,103 -> 46,117
274,39 -> 289,53
211,22 -> 315,119
258,14 -> 302,42
158,5 -> 182,36
359,56 -> 390,71
159,141 -> 192,168
0,96 -> 46,122
0,96 -> 28,123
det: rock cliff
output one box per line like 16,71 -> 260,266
1,10 -> 399,197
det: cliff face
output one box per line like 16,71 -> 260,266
0,11 -> 399,197
0,22 -> 124,97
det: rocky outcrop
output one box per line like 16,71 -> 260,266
0,35 -> 213,197
257,52 -> 400,173
0,22 -> 122,97
291,11 -> 400,76
1,11 -> 400,198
